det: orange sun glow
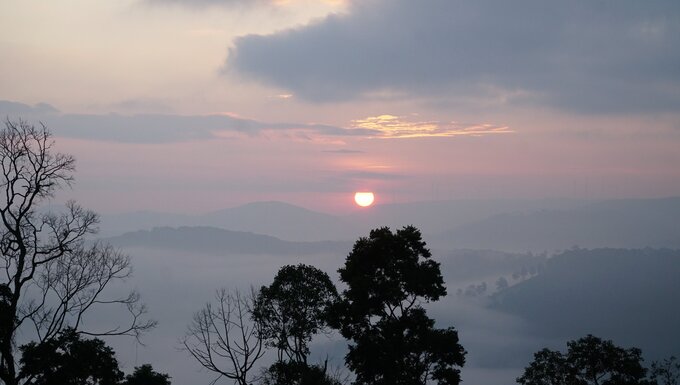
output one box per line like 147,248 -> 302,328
354,192 -> 375,207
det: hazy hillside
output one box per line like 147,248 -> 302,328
106,226 -> 351,255
99,198 -> 587,241
100,197 -> 679,251
436,249 -> 545,283
490,248 -> 680,359
434,197 -> 680,252
201,201 -> 351,241
346,198 -> 587,238
100,201 -> 352,241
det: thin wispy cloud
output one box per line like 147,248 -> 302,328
2,101 -> 508,144
143,0 -> 272,8
142,0 -> 345,9
342,170 -> 407,181
322,149 -> 364,154
0,101 -> 358,144
351,115 -> 513,139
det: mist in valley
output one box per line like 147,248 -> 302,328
94,198 -> 680,385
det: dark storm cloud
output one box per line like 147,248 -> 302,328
227,0 -> 680,113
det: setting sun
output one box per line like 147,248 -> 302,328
354,192 -> 375,207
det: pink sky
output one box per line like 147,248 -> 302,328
2,0 -> 680,214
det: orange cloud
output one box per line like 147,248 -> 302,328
351,115 -> 513,138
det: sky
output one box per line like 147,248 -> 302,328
2,0 -> 680,214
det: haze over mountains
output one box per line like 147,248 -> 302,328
103,197 -> 680,252
94,196 -> 680,385
491,248 -> 680,360
107,226 -> 351,256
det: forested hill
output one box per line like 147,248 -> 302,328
434,197 -> 680,251
491,248 -> 680,359
106,226 -> 351,256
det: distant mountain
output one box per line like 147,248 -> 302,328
346,198 -> 587,237
99,198 -> 588,242
101,197 -> 680,250
106,226 -> 351,255
433,197 -> 680,252
490,247 -> 680,359
99,201 -> 352,241
201,201 -> 352,242
98,210 -> 194,237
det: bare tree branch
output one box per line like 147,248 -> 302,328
183,288 -> 266,385
0,119 -> 155,385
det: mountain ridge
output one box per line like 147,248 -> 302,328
105,225 -> 352,256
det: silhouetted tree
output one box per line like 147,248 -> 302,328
476,281 -> 487,295
19,328 -> 123,385
332,226 -> 466,385
259,361 -> 342,385
516,348 -> 570,385
650,356 -> 680,385
183,288 -> 264,385
496,277 -> 509,292
0,120 -> 155,385
253,264 -> 338,364
0,284 -> 13,351
124,364 -> 171,385
517,334 -> 650,385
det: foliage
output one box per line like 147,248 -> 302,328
253,264 -> 338,364
517,348 -> 572,385
183,288 -> 264,385
123,364 -> 171,385
495,276 -> 509,292
517,334 -> 650,385
650,356 -> 680,385
19,328 -> 123,385
332,226 -> 465,385
0,119 -> 154,385
259,361 -> 342,385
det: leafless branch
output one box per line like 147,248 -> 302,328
0,119 -> 155,385
183,288 -> 266,385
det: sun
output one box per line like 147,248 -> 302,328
354,192 -> 375,207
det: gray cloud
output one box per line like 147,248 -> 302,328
0,100 -> 360,144
0,100 -> 60,116
1,101 -> 509,143
227,0 -> 680,113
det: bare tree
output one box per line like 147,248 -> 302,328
0,119 -> 156,385
183,288 -> 265,385
651,356 -> 680,385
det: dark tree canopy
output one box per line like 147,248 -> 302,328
19,328 -> 123,385
517,334 -> 650,385
253,264 -> 338,364
260,361 -> 342,385
517,348 -> 571,385
124,364 -> 171,385
332,226 -> 465,385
